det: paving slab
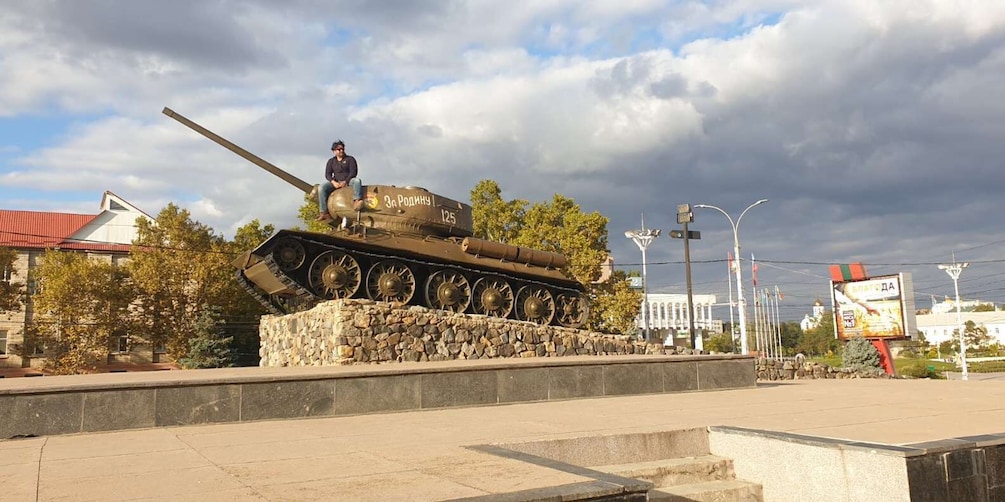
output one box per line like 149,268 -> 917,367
3,378 -> 1005,501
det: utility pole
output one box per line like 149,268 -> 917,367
670,204 -> 701,351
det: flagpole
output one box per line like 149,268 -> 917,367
751,253 -> 759,356
773,288 -> 781,359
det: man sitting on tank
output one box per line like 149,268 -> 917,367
317,139 -> 363,220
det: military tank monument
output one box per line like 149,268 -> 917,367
163,108 -> 589,328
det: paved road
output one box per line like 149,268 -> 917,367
943,371 -> 1005,380
4,378 -> 1005,501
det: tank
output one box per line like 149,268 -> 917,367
162,107 -> 589,328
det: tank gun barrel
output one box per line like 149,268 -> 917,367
162,107 -> 312,193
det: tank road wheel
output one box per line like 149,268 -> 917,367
366,260 -> 416,303
471,277 -> 514,318
556,292 -> 589,329
273,237 -> 306,271
515,286 -> 555,325
308,251 -> 361,300
424,270 -> 471,313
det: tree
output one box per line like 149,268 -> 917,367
973,303 -> 996,312
841,336 -> 882,370
796,310 -> 839,356
128,204 -> 236,360
297,193 -> 337,233
778,321 -> 803,355
469,180 -> 634,333
513,194 -> 609,285
0,247 -> 24,313
470,180 -> 526,243
31,250 -> 134,374
962,320 -> 992,352
178,306 -> 235,369
224,219 -> 276,365
586,270 -> 641,335
704,332 -> 734,353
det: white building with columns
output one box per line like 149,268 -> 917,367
637,293 -> 721,343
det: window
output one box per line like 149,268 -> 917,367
115,334 -> 128,353
1,265 -> 11,283
0,330 -> 7,356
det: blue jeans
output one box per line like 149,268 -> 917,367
318,178 -> 363,213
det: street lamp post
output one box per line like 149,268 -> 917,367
625,214 -> 661,343
694,200 -> 768,354
938,259 -> 969,380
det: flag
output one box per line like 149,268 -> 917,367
727,252 -> 736,273
775,285 -> 783,300
751,253 -> 758,286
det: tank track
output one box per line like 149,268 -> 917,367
239,231 -> 588,326
235,270 -> 283,315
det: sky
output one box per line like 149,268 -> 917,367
2,0 -> 1004,322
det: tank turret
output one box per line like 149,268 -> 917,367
163,107 -> 589,328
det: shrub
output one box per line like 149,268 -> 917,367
969,360 -> 1005,373
841,337 -> 882,371
897,359 -> 944,379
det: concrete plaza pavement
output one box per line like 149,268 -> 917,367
4,378 -> 1005,501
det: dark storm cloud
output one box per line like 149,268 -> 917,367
8,0 -> 285,71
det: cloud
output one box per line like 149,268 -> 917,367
2,0 -> 1005,316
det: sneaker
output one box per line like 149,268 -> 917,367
353,199 -> 364,211
316,212 -> 332,221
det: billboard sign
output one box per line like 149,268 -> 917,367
831,274 -> 912,340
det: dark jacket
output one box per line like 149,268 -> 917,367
325,155 -> 358,183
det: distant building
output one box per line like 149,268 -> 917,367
636,293 -> 722,343
0,192 -> 157,373
800,299 -> 826,331
916,312 -> 1005,347
929,296 -> 995,314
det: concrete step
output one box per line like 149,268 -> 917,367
648,479 -> 763,502
591,454 -> 735,487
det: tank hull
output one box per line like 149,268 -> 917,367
236,228 -> 589,328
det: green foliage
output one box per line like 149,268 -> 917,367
129,204 -> 245,360
0,246 -> 24,312
778,321 -> 802,354
297,192 -> 336,233
586,270 -> 641,335
963,320 -> 992,350
178,306 -> 235,369
32,250 -> 135,374
796,310 -> 839,356
841,336 -> 882,371
470,180 -> 526,244
896,359 -> 944,379
969,360 -> 1005,373
704,332 -> 735,353
973,303 -> 996,312
470,179 -> 628,332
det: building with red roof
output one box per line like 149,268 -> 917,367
0,192 -> 155,374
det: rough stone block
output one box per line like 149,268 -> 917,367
82,389 -> 156,432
